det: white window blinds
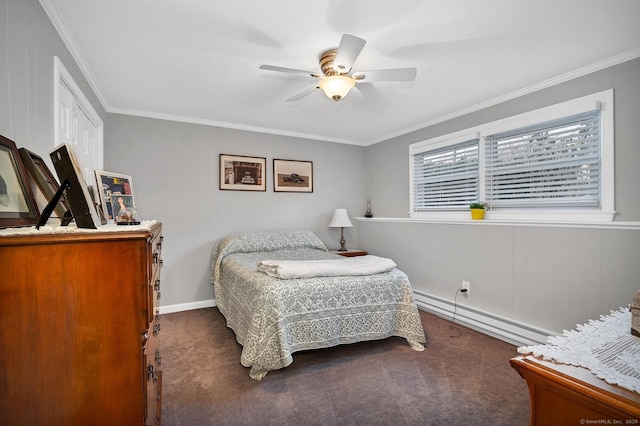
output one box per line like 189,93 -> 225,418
412,139 -> 479,210
485,110 -> 601,207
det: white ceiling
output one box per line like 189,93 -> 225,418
40,0 -> 640,146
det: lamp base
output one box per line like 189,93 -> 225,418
339,234 -> 347,251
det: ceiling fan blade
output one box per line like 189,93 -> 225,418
259,64 -> 321,78
353,67 -> 417,82
285,85 -> 318,102
333,34 -> 366,73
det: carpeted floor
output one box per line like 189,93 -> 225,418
160,308 -> 530,426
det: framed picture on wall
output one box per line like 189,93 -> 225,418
94,170 -> 136,223
19,148 -> 72,225
273,159 -> 313,193
0,135 -> 40,228
220,154 -> 266,191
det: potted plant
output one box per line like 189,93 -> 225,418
469,202 -> 486,220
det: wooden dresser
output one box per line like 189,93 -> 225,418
511,355 -> 640,425
0,222 -> 163,425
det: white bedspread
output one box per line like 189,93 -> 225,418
257,255 -> 397,279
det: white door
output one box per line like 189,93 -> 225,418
54,57 -> 103,186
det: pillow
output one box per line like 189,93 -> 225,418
209,230 -> 327,284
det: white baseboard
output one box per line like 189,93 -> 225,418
413,290 -> 554,346
159,299 -> 216,315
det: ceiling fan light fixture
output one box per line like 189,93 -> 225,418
318,75 -> 355,101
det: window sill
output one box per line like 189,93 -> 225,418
355,216 -> 640,230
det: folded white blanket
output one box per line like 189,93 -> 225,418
257,255 -> 397,279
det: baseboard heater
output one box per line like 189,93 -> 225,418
413,290 -> 554,346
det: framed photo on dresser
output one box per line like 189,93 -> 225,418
19,147 -> 72,225
94,170 -> 136,222
49,143 -> 101,229
0,135 -> 40,228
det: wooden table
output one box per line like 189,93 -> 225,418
510,355 -> 640,425
331,249 -> 368,257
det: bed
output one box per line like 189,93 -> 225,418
209,230 -> 426,380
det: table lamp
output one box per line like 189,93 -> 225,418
328,208 -> 353,251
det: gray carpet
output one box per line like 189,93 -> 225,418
160,308 -> 530,425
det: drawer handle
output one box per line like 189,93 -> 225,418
147,364 -> 158,383
152,323 -> 161,336
155,350 -> 162,366
154,279 -> 160,291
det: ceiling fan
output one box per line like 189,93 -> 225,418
259,34 -> 417,102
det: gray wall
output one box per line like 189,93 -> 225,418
0,0 -> 106,161
362,58 -> 640,338
105,114 -> 367,308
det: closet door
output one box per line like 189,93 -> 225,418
54,57 -> 103,185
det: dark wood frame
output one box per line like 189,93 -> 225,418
273,159 -> 313,193
219,154 -> 266,191
19,148 -> 72,225
0,135 -> 39,228
49,143 -> 101,229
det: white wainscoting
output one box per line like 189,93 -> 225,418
413,290 -> 555,346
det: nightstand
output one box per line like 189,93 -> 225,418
331,249 -> 368,257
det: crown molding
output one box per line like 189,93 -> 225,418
371,48 -> 640,145
39,0 -> 109,111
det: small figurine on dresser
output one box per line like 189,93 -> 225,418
632,289 -> 640,337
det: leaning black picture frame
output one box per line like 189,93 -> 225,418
19,148 -> 72,226
0,135 -> 40,228
49,143 -> 101,229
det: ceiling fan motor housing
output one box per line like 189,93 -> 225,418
320,49 -> 345,76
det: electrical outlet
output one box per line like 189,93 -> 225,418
462,281 -> 470,294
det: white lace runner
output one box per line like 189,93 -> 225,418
0,220 -> 158,236
518,308 -> 640,394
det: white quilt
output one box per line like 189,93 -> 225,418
257,255 -> 397,279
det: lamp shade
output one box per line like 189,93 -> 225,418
328,209 -> 353,228
318,75 -> 355,101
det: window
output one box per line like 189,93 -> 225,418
412,138 -> 479,211
409,90 -> 614,222
485,111 -> 601,208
